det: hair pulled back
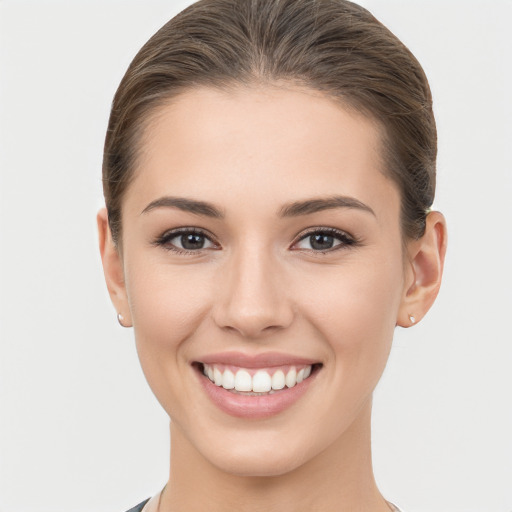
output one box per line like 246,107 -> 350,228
103,0 -> 436,245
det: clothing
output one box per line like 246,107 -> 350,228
125,499 -> 150,512
126,497 -> 403,511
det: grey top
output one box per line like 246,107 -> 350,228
125,499 -> 150,512
126,497 -> 403,511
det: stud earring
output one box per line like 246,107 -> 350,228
409,315 -> 416,324
117,313 -> 128,327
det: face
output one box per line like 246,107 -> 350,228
115,85 -> 412,476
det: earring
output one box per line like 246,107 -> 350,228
409,315 -> 416,325
117,313 -> 128,327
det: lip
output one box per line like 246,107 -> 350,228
193,352 -> 321,419
197,351 -> 319,368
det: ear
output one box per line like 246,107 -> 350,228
97,208 -> 132,327
397,211 -> 447,327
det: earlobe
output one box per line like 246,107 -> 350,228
97,208 -> 132,327
397,211 -> 447,327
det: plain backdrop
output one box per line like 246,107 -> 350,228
0,1 -> 511,511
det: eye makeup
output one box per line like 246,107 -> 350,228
152,225 -> 360,257
152,227 -> 220,255
290,227 -> 359,253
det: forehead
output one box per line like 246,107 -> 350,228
125,85 -> 399,223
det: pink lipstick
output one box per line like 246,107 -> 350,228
193,352 -> 321,419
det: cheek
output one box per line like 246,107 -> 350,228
301,247 -> 405,366
123,256 -> 215,409
126,259 -> 213,344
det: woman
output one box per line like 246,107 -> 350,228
97,0 -> 447,510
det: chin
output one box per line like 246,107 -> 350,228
211,450 -> 307,478
197,431 -> 313,478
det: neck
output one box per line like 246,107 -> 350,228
159,399 -> 390,512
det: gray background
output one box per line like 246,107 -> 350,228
0,1 -> 511,511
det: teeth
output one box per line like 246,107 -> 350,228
203,363 -> 314,393
234,369 -> 252,392
252,371 -> 272,392
222,369 -> 235,389
213,367 -> 223,386
271,370 -> 285,390
285,367 -> 297,388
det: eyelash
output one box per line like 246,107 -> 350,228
152,228 -> 220,255
291,227 -> 358,254
152,227 -> 358,255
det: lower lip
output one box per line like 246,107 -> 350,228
195,365 -> 319,419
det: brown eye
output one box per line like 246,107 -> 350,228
179,233 -> 208,250
293,228 -> 355,252
155,228 -> 219,253
309,233 -> 335,250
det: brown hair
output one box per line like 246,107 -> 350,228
103,0 -> 436,245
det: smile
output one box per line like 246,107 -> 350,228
193,354 -> 322,419
202,363 -> 313,394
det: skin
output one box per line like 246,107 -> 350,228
98,84 -> 447,512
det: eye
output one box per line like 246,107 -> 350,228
292,228 -> 356,252
154,228 -> 219,254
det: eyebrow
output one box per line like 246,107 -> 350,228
140,194 -> 375,219
141,196 -> 225,218
279,195 -> 375,217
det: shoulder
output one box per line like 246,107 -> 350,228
124,498 -> 150,512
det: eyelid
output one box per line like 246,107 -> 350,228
290,226 -> 357,251
152,226 -> 357,254
153,227 -> 221,253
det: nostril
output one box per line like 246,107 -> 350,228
211,272 -> 295,338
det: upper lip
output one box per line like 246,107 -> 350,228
195,351 -> 320,368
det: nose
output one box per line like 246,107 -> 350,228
212,245 -> 294,339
